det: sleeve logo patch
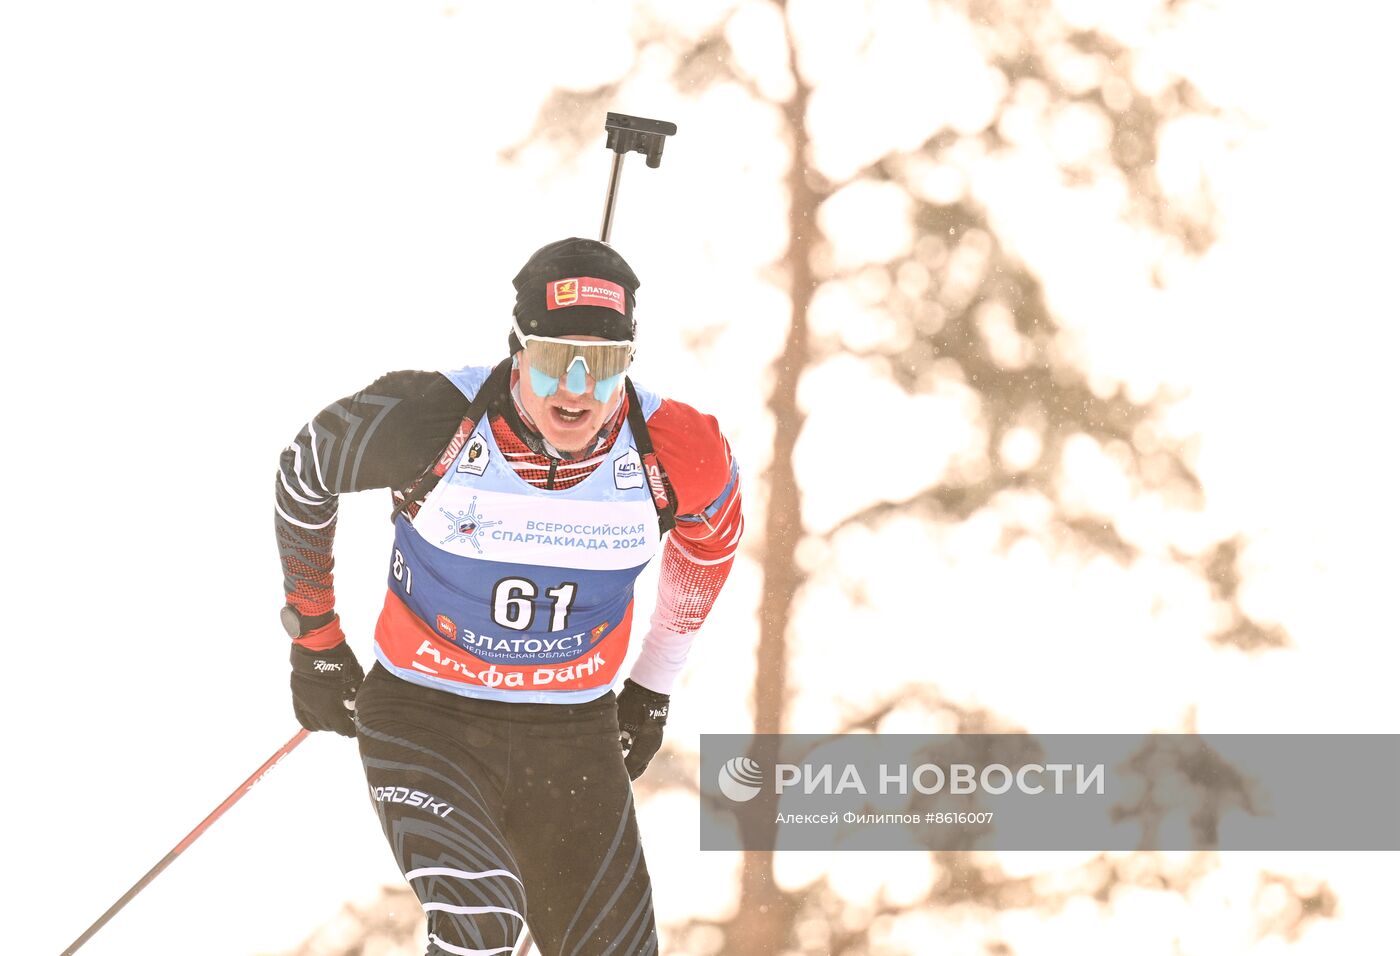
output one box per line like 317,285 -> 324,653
547,276 -> 626,314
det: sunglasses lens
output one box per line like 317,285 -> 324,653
524,339 -> 631,383
583,344 -> 631,381
523,339 -> 571,378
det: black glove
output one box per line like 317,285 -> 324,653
289,642 -> 365,737
616,679 -> 669,780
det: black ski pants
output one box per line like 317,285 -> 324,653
355,663 -> 658,956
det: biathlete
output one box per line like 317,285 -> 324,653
273,237 -> 742,955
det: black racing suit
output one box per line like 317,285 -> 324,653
276,370 -> 660,955
356,664 -> 656,955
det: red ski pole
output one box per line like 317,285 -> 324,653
60,728 -> 311,955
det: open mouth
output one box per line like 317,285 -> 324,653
552,406 -> 589,425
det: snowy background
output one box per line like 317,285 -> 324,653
2,1 -> 1397,954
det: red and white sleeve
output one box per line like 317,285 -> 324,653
629,399 -> 744,694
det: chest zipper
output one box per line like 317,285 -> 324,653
547,459 -> 557,490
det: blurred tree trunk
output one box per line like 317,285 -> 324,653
735,19 -> 816,948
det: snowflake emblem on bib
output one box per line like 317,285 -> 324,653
439,497 -> 502,553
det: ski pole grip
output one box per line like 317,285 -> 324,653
604,112 -> 677,168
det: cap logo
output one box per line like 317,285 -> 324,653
550,279 -> 578,307
547,276 -> 626,314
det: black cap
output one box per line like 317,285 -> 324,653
510,238 -> 640,351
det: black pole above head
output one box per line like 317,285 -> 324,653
604,112 -> 677,169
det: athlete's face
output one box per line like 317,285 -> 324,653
517,337 -> 625,453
